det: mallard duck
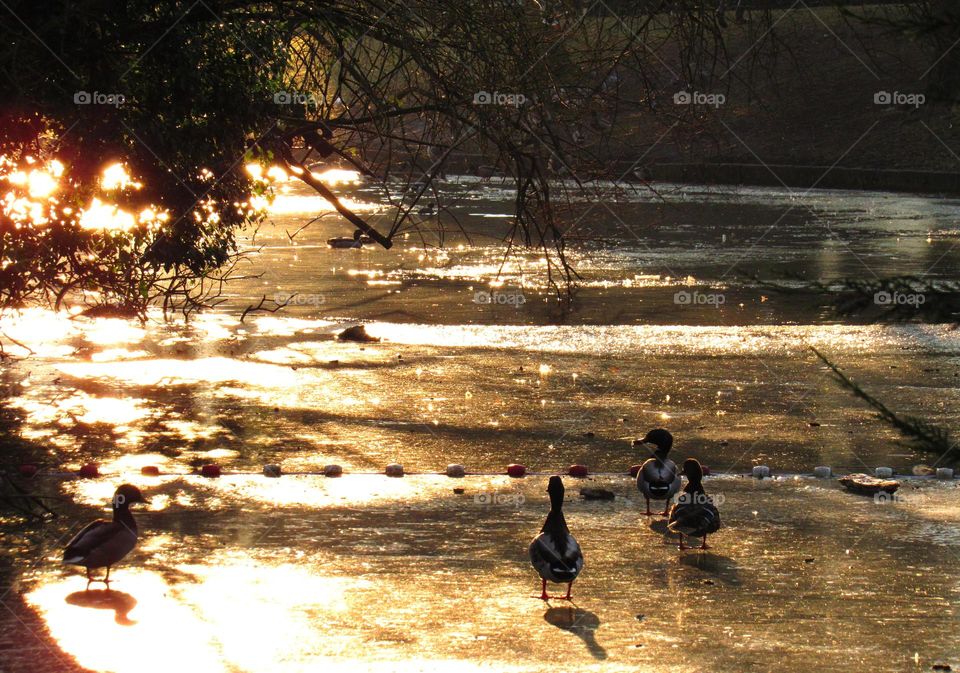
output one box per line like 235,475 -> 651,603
63,484 -> 148,589
667,459 -> 721,550
635,428 -> 681,516
328,229 -> 371,249
529,476 -> 584,601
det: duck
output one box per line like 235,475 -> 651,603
63,484 -> 148,589
667,459 -> 721,550
529,476 -> 584,601
634,428 -> 681,516
328,229 -> 371,249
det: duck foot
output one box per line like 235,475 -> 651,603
84,567 -> 112,590
534,580 -> 575,601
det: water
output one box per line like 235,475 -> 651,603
2,177 -> 959,672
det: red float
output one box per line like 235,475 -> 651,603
568,464 -> 589,478
629,464 -> 643,478
78,463 -> 99,478
200,464 -> 222,478
19,464 -> 38,478
702,465 -> 711,476
506,463 -> 526,478
141,465 -> 161,476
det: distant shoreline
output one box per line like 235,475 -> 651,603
634,162 -> 960,197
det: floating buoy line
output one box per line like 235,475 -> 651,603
7,462 -> 957,481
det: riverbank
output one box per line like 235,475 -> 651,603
637,162 -> 960,196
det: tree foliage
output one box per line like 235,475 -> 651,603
0,0 -> 793,315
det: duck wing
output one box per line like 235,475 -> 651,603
63,520 -> 113,564
667,502 -> 721,537
63,519 -> 138,568
638,458 -> 680,499
529,531 -> 584,583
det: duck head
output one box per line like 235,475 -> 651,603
681,458 -> 704,484
112,484 -> 148,510
547,475 -> 565,510
634,428 -> 673,457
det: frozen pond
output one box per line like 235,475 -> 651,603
1,177 -> 959,672
13,474 -> 960,673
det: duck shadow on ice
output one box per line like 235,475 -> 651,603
646,519 -> 741,584
677,552 -> 740,585
66,589 -> 138,625
543,606 -> 607,660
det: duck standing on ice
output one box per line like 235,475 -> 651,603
529,476 -> 584,600
63,484 -> 148,589
635,428 -> 681,516
668,459 -> 721,550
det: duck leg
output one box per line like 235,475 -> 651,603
700,535 -> 711,550
538,579 -> 549,601
85,568 -> 93,591
564,582 -> 573,601
104,566 -> 112,589
661,501 -> 670,516
643,498 -> 654,516
678,535 -> 688,550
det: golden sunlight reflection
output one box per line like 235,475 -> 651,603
1,158 -> 64,226
90,348 -> 151,362
79,198 -> 136,231
310,168 -> 362,186
66,474 -> 476,511
57,357 -> 299,387
360,322 -> 910,356
0,308 -> 76,356
100,163 -> 143,191
25,167 -> 59,198
199,474 -> 423,507
267,194 -> 382,215
246,164 -> 361,187
0,310 -> 150,355
9,390 -> 149,428
81,318 -> 147,346
28,571 -> 224,673
27,558 -> 364,673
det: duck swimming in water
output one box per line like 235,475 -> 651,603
63,484 -> 148,589
667,459 -> 721,550
635,428 -> 681,516
328,229 -> 371,249
529,476 -> 584,601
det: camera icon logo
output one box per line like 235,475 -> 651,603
473,91 -> 492,105
873,491 -> 902,504
874,291 -> 892,306
874,91 -> 892,105
273,91 -> 292,104
674,91 -> 692,105
674,290 -> 692,305
74,91 -> 92,104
